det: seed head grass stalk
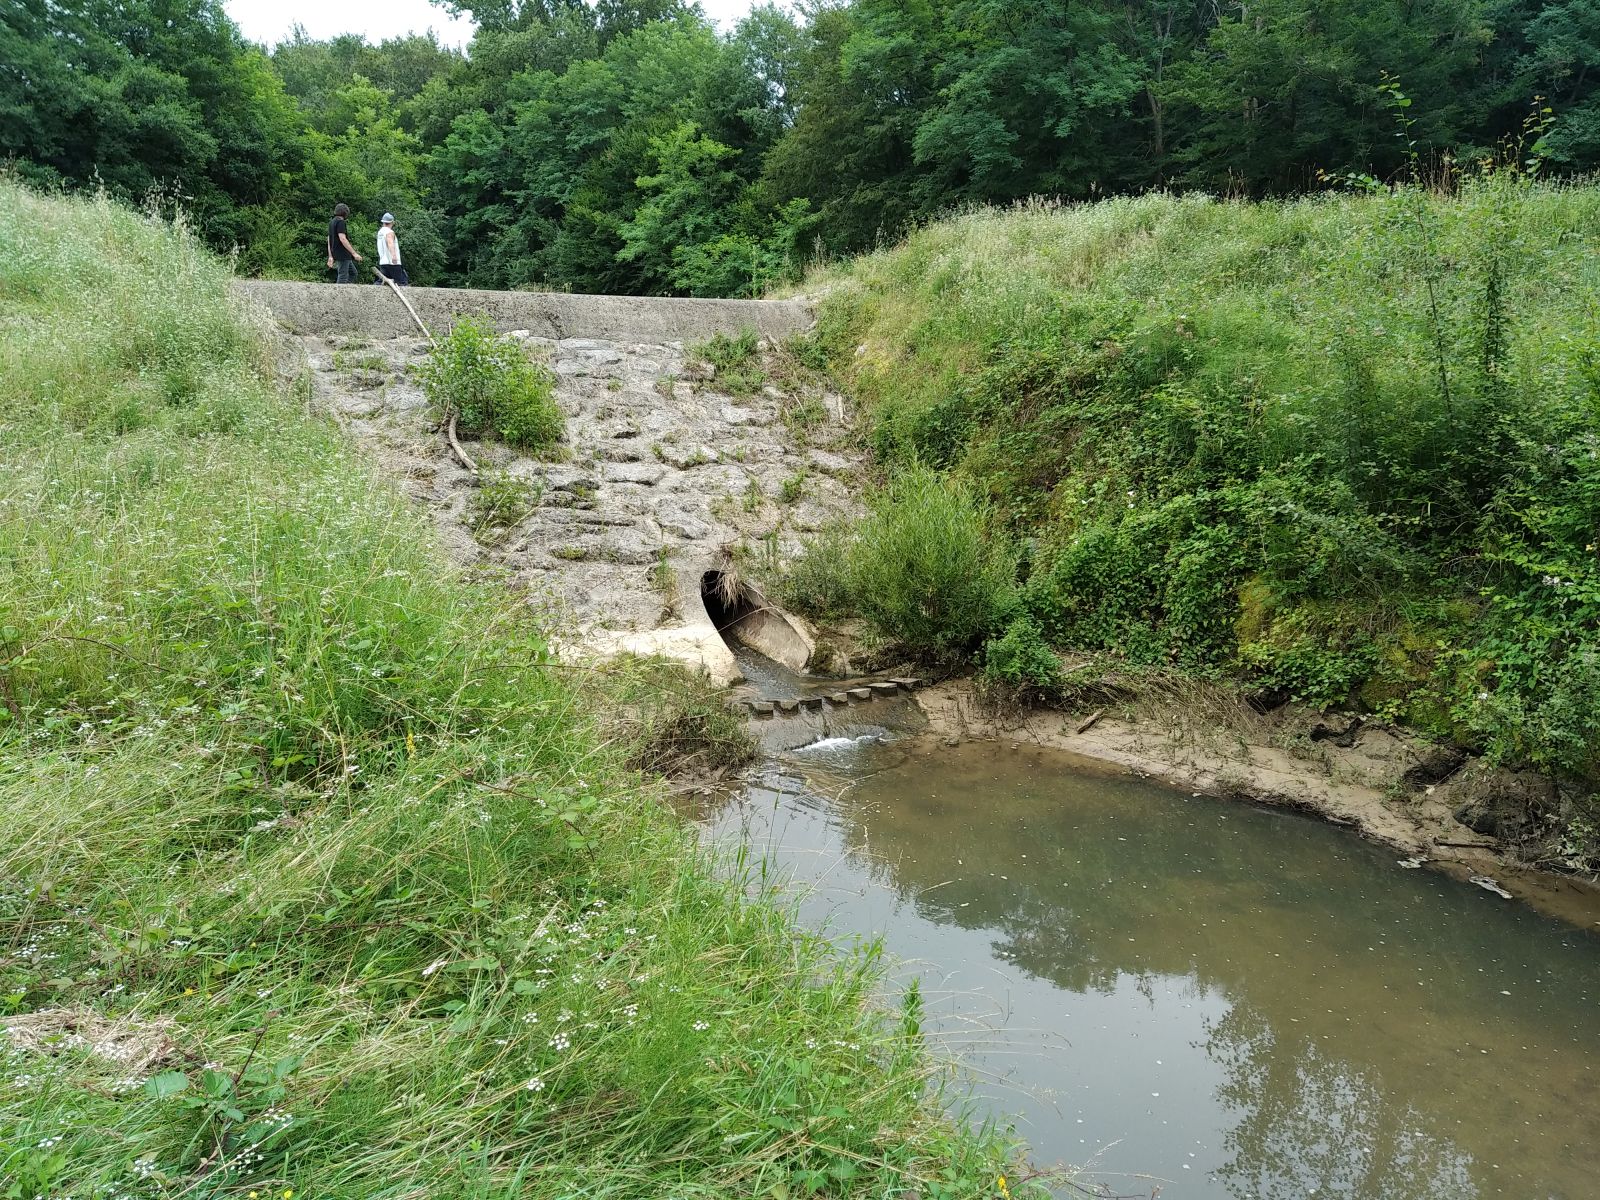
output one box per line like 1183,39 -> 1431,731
0,182 -> 1029,1198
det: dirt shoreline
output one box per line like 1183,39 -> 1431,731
915,680 -> 1600,932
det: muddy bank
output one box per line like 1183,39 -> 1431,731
916,680 -> 1600,930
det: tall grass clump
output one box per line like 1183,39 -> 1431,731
792,169 -> 1600,855
0,182 -> 1029,1198
780,468 -> 1016,660
850,467 -> 1016,660
420,315 -> 564,453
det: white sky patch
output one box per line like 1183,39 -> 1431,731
225,1 -> 778,49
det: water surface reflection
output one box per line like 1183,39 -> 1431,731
709,738 -> 1600,1199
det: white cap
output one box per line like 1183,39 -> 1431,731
381,213 -> 394,223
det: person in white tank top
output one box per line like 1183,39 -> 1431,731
374,213 -> 409,286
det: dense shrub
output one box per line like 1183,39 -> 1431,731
981,614 -> 1062,697
776,523 -> 857,619
845,466 -> 1016,659
419,316 -> 563,453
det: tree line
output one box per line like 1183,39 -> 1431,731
7,0 -> 1600,295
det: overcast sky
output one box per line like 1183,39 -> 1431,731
225,0 -> 772,48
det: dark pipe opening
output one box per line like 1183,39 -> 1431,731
701,570 -> 754,635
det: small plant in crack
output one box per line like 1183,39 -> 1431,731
779,468 -> 807,505
468,471 -> 540,545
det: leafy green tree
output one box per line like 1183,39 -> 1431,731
619,121 -> 746,291
1521,1 -> 1600,164
270,30 -> 463,133
1161,0 -> 1501,191
760,2 -> 928,252
1,0 -> 311,249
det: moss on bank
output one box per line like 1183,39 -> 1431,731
783,180 -> 1600,861
0,184 -> 1025,1197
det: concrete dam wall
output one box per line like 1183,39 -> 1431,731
235,280 -> 814,344
245,280 -> 861,688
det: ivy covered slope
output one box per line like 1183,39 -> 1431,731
799,177 -> 1600,847
0,182 -> 1022,1198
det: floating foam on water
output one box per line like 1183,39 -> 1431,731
794,731 -> 886,753
797,736 -> 861,753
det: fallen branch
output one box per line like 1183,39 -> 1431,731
373,268 -> 434,347
446,409 -> 478,476
1076,708 -> 1104,735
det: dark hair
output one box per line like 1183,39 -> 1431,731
334,203 -> 349,217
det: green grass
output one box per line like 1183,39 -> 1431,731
791,177 -> 1600,853
0,183 -> 1027,1198
690,329 -> 766,396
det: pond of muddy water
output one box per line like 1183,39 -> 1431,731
706,732 -> 1600,1199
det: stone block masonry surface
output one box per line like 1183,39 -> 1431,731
236,280 -> 814,343
283,314 -> 865,685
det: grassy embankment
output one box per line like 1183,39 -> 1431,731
780,177 -> 1600,860
0,183 -> 1025,1197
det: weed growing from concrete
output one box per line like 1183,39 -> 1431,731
691,328 -> 766,395
419,316 -> 563,453
780,468 -> 808,505
468,470 -> 541,545
650,546 -> 676,599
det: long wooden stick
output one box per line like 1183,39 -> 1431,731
374,267 -> 434,346
372,267 -> 477,475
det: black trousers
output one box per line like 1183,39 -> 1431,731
375,263 -> 410,286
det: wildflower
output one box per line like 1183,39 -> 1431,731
998,1173 -> 1012,1199
525,1077 -> 545,1092
692,1020 -> 709,1032
549,1033 -> 571,1051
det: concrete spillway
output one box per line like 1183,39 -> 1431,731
246,281 -> 857,688
235,280 -> 814,344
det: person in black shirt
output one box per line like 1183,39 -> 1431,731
325,203 -> 362,283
